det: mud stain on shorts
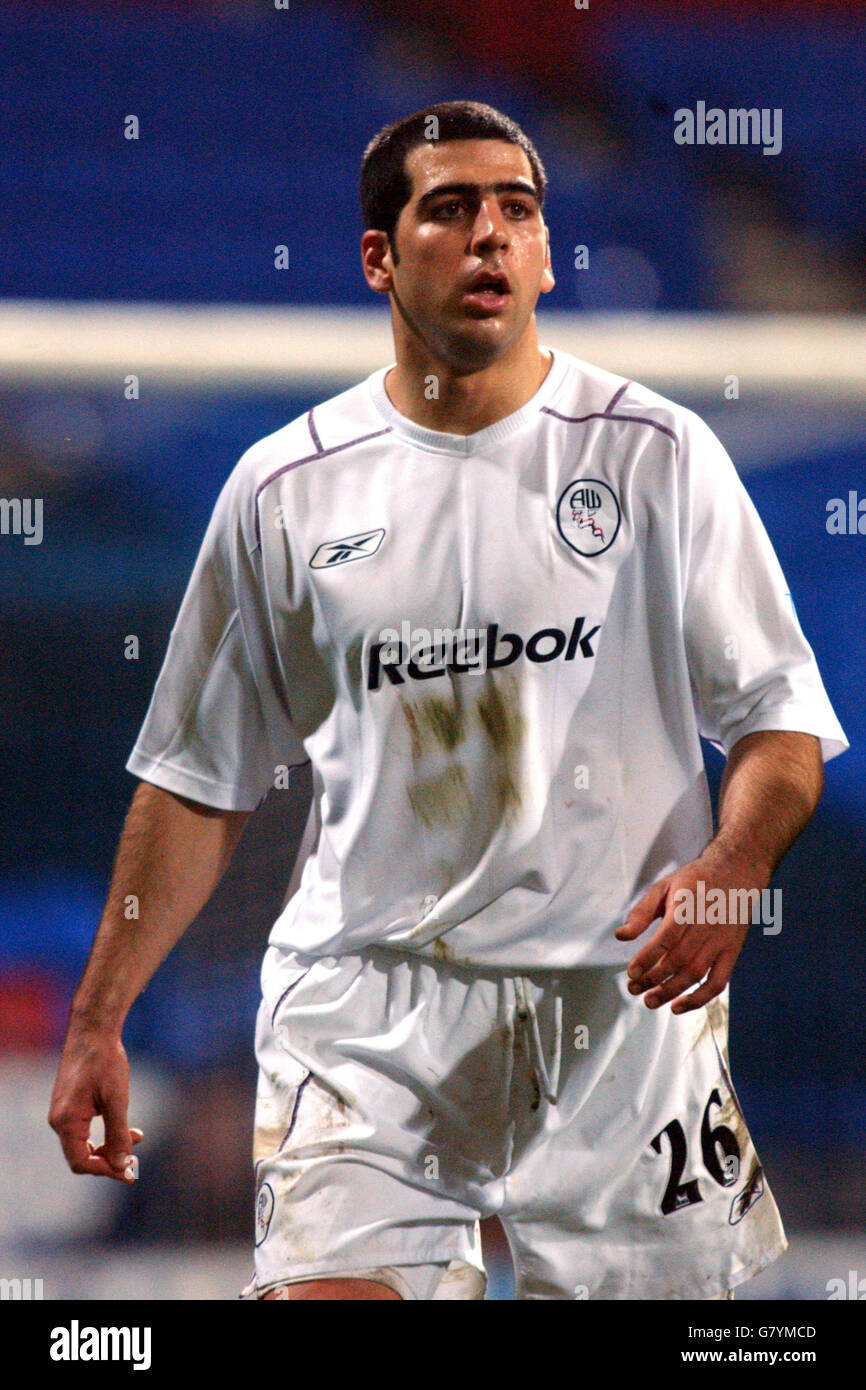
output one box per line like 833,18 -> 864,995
706,995 -> 730,1066
253,1122 -> 287,1167
729,1158 -> 765,1223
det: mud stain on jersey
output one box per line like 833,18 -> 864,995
401,698 -> 425,760
475,675 -> 526,823
430,936 -> 474,968
422,696 -> 466,751
407,763 -> 472,827
403,675 -> 526,828
400,695 -> 466,760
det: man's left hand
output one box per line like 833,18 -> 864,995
614,850 -> 768,1014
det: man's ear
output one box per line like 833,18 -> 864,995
361,229 -> 395,295
540,223 -> 555,294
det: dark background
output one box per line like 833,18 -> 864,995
0,0 -> 863,1298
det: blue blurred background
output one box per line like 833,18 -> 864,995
0,0 -> 864,1299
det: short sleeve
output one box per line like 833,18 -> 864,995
679,413 -> 848,763
126,458 -> 308,810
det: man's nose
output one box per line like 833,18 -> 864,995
470,198 -> 509,253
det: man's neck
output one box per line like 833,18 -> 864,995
383,328 -> 552,437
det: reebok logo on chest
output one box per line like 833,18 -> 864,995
366,617 -> 601,690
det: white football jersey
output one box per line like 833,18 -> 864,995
127,348 -> 848,967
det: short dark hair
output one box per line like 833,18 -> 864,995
360,100 -> 547,262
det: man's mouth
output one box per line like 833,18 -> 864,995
461,269 -> 511,313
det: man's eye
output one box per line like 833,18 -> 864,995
434,201 -> 464,218
507,201 -> 532,218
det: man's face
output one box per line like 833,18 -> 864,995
379,139 -> 554,372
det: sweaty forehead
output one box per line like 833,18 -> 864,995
404,139 -> 535,198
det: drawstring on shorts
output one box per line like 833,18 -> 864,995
513,975 -> 563,1105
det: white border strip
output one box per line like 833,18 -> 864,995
0,302 -> 863,397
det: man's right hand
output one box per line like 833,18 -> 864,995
46,781 -> 250,1182
49,1029 -> 144,1182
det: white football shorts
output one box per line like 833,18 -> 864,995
248,944 -> 786,1299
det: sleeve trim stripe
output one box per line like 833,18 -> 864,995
306,407 -> 323,453
542,403 -> 680,457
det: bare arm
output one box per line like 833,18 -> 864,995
615,730 -> 824,1011
709,728 -> 823,879
49,780 -> 250,1180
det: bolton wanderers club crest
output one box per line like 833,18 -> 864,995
557,478 -> 621,557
